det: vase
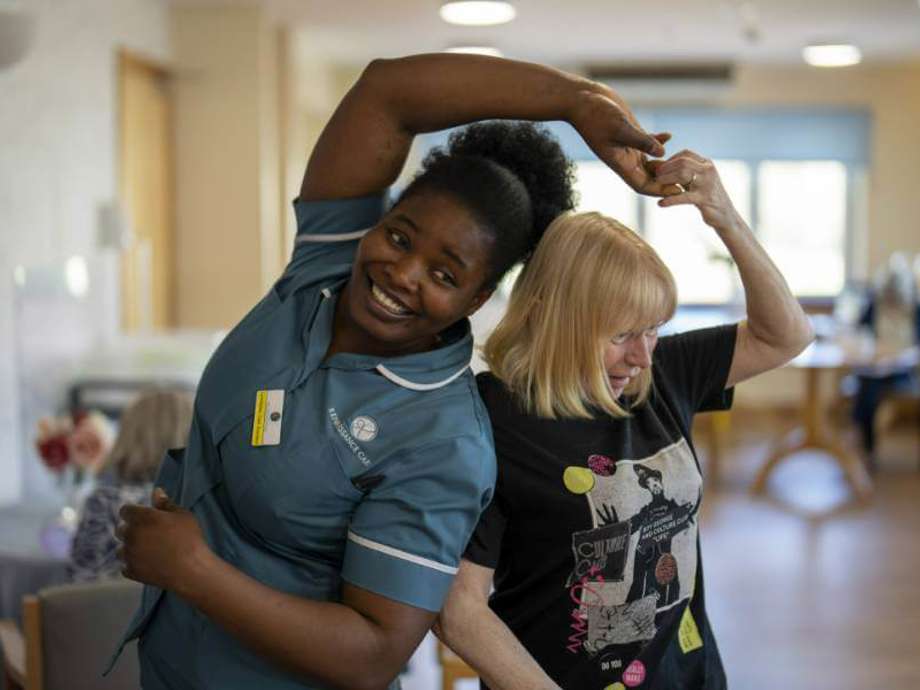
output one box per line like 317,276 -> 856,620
39,468 -> 96,558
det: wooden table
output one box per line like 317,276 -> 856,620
750,334 -> 919,500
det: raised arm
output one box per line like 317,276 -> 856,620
653,150 -> 815,387
435,559 -> 561,690
301,53 -> 672,202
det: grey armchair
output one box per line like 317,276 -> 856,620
0,578 -> 141,690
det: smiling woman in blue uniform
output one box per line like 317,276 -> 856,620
112,53 -> 676,690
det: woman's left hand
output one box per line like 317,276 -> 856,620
116,488 -> 212,593
652,150 -> 743,232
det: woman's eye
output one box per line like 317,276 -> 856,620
611,333 -> 630,345
388,229 -> 408,248
644,327 -> 659,338
433,270 -> 457,287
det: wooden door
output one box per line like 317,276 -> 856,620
118,52 -> 174,331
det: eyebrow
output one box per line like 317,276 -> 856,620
391,213 -> 469,271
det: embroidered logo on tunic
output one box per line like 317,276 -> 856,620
350,416 -> 378,442
328,408 -> 371,467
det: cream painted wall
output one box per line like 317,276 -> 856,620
0,0 -> 172,504
171,6 -> 282,329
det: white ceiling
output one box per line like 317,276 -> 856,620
249,0 -> 920,68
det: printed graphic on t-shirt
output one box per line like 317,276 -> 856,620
564,438 -> 701,659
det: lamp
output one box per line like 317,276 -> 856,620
439,1 -> 516,26
802,43 -> 862,68
445,45 -> 503,57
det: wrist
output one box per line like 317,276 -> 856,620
713,208 -> 748,237
174,541 -> 220,602
566,79 -> 609,124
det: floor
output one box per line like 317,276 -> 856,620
406,407 -> 920,690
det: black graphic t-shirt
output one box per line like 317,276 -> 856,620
465,324 -> 738,690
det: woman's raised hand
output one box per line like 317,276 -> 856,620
570,88 -> 677,197
652,149 -> 744,232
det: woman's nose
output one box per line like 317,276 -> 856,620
626,335 -> 652,369
387,254 -> 423,290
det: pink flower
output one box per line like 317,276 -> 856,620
68,411 -> 114,474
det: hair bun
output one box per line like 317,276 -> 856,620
446,121 -> 576,244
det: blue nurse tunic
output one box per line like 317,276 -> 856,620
109,194 -> 497,689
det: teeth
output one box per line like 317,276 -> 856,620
371,283 -> 410,315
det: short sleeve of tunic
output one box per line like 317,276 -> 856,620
654,323 -> 739,415
342,434 -> 496,612
284,194 -> 387,278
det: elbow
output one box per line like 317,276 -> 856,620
789,313 -> 816,358
776,315 -> 815,365
435,586 -> 481,650
357,58 -> 397,95
800,318 -> 817,351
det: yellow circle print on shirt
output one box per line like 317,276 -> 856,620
604,683 -> 626,690
563,466 -> 596,495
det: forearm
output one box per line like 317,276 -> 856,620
436,592 -> 560,690
364,53 -> 599,135
304,54 -> 601,200
176,550 -> 400,690
716,212 -> 814,353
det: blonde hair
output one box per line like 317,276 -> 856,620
105,390 -> 194,483
483,212 -> 677,419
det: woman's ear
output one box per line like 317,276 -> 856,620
466,288 -> 495,317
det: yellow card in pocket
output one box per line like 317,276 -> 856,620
251,389 -> 284,447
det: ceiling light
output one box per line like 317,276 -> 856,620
445,45 -> 504,57
802,44 -> 862,68
440,1 -> 516,26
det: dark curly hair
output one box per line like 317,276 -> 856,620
396,121 -> 576,288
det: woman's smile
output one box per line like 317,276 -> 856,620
368,278 -> 415,319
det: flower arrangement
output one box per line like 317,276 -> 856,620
35,410 -> 116,477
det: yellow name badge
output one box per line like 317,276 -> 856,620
251,389 -> 285,447
678,606 -> 704,654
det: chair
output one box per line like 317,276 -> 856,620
437,640 -> 478,690
0,579 -> 142,690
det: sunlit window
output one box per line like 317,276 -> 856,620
643,160 -> 752,304
757,161 -> 847,297
573,161 -> 639,229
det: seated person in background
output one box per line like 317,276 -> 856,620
68,390 -> 193,582
851,252 -> 920,470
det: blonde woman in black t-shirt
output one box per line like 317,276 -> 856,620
435,150 -> 814,690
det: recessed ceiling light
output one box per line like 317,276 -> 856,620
444,45 -> 504,57
802,43 -> 862,68
440,1 -> 516,26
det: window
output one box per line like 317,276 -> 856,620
642,160 -> 751,304
567,107 -> 868,304
757,161 -> 848,297
574,161 -> 638,228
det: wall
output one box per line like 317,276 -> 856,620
0,0 -> 172,505
171,5 -> 283,329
